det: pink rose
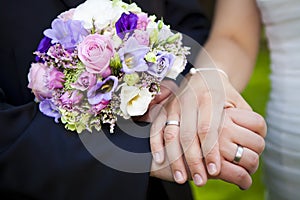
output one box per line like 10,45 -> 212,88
136,13 -> 149,30
134,30 -> 150,46
78,34 -> 114,75
27,63 -> 52,100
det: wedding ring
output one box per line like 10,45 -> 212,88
165,120 -> 180,126
233,145 -> 244,163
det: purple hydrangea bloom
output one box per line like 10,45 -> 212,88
39,99 -> 61,123
115,12 -> 138,39
118,37 -> 149,74
44,18 -> 88,50
87,76 -> 118,105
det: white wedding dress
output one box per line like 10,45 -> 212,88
256,0 -> 300,199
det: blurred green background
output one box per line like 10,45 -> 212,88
191,39 -> 271,200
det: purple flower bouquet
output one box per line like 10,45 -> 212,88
27,0 -> 190,133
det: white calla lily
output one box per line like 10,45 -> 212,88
166,55 -> 186,79
120,85 -> 153,118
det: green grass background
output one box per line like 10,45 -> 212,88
191,41 -> 271,200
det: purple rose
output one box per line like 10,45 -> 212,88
44,18 -> 88,49
27,63 -> 52,100
148,52 -> 175,80
77,34 -> 114,75
39,99 -> 61,123
60,90 -> 83,109
115,12 -> 138,39
118,37 -> 149,74
48,67 -> 65,90
71,71 -> 96,91
87,76 -> 118,105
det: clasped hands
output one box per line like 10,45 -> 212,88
143,70 -> 266,190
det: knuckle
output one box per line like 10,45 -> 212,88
254,113 -> 267,135
199,89 -> 212,99
198,92 -> 212,107
241,179 -> 252,190
150,140 -> 162,152
218,122 -> 230,136
198,123 -> 211,136
150,123 -> 163,135
179,131 -> 196,146
164,128 -> 178,142
248,153 -> 260,174
203,145 -> 219,160
236,168 -> 249,182
186,158 -> 203,169
255,136 -> 266,154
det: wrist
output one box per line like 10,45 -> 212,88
189,67 -> 228,79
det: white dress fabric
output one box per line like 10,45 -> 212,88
256,0 -> 300,199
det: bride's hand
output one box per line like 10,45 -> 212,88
150,71 -> 253,186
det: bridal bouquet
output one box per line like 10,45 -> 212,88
27,0 -> 190,133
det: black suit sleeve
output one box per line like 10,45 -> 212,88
0,1 -> 152,199
0,101 -> 153,200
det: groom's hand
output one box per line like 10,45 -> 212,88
134,79 -> 178,122
150,108 -> 266,190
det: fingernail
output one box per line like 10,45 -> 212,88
174,171 -> 184,182
207,163 -> 217,175
153,152 -> 161,163
193,174 -> 203,186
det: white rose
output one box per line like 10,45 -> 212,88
120,85 -> 153,118
166,55 -> 187,79
126,3 -> 142,13
158,25 -> 173,41
73,0 -> 125,30
113,0 -> 142,13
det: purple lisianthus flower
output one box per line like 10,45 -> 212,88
71,71 -> 96,91
35,36 -> 52,62
44,18 -> 88,50
87,76 -> 118,105
60,90 -> 83,110
39,99 -> 61,123
115,12 -> 138,39
148,52 -> 175,80
118,37 -> 149,74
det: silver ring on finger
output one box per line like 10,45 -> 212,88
165,120 -> 180,126
233,145 -> 244,163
